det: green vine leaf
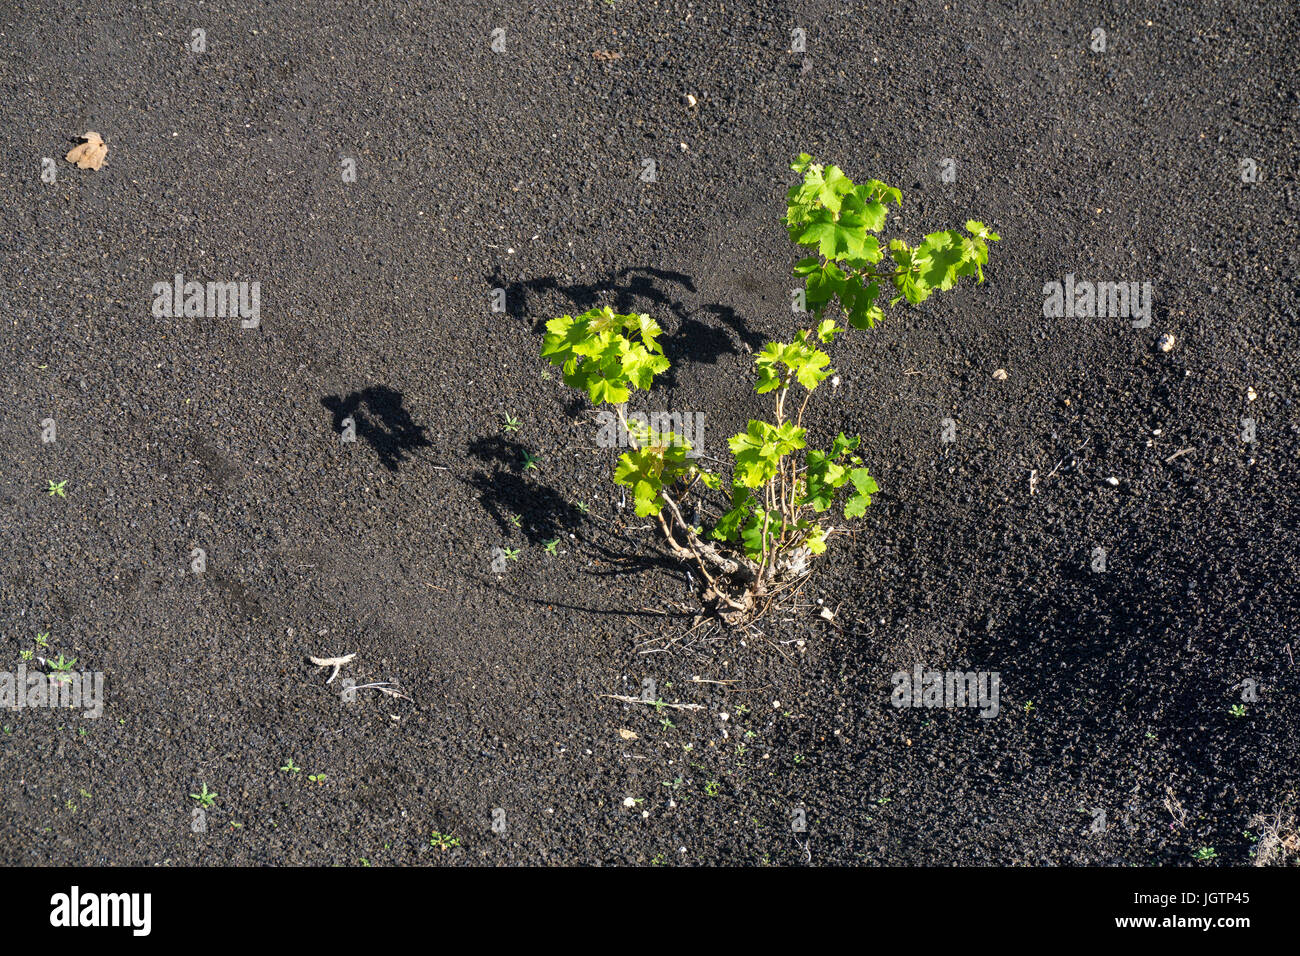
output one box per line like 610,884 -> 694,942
843,466 -> 880,519
541,306 -> 670,404
728,420 -> 806,488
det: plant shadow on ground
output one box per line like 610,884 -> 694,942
465,433 -> 688,581
489,266 -> 765,388
321,386 -> 433,471
466,434 -> 585,544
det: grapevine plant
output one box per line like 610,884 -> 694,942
541,155 -> 999,622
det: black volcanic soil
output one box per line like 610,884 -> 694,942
1,0 -> 1297,866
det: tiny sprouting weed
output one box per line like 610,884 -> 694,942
502,414 -> 520,433
503,547 -> 521,561
543,539 -> 559,555
508,513 -> 522,528
49,654 -> 77,683
522,451 -> 540,471
704,781 -> 721,797
308,773 -> 327,785
190,783 -> 217,808
35,632 -> 50,648
47,480 -> 67,497
280,758 -> 301,773
1229,704 -> 1247,717
1193,847 -> 1218,862
430,831 -> 460,851
575,501 -> 590,514
20,650 -> 33,662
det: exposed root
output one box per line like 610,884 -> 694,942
1249,802 -> 1300,866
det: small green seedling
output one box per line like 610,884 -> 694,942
503,546 -> 521,561
522,451 -> 540,471
1193,846 -> 1218,862
308,773 -> 327,785
1229,704 -> 1247,717
35,632 -> 50,648
430,831 -> 460,851
539,155 -> 997,622
190,783 -> 217,808
502,414 -> 520,433
47,480 -> 67,497
49,654 -> 77,683
280,758 -> 301,773
543,539 -> 559,555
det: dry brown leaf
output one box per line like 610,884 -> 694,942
66,131 -> 108,171
617,728 -> 638,740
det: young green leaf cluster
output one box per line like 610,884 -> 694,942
709,321 -> 877,570
541,305 -> 669,404
537,157 -> 997,622
787,154 -> 1000,326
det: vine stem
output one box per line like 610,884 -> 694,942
615,404 -> 750,612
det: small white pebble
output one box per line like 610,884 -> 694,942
719,712 -> 729,722
1158,332 -> 1176,352
992,368 -> 1008,380
623,796 -> 636,808
1106,476 -> 1120,486
1247,387 -> 1257,402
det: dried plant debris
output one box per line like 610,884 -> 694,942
66,131 -> 108,170
1249,806 -> 1300,866
309,651 -> 356,683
